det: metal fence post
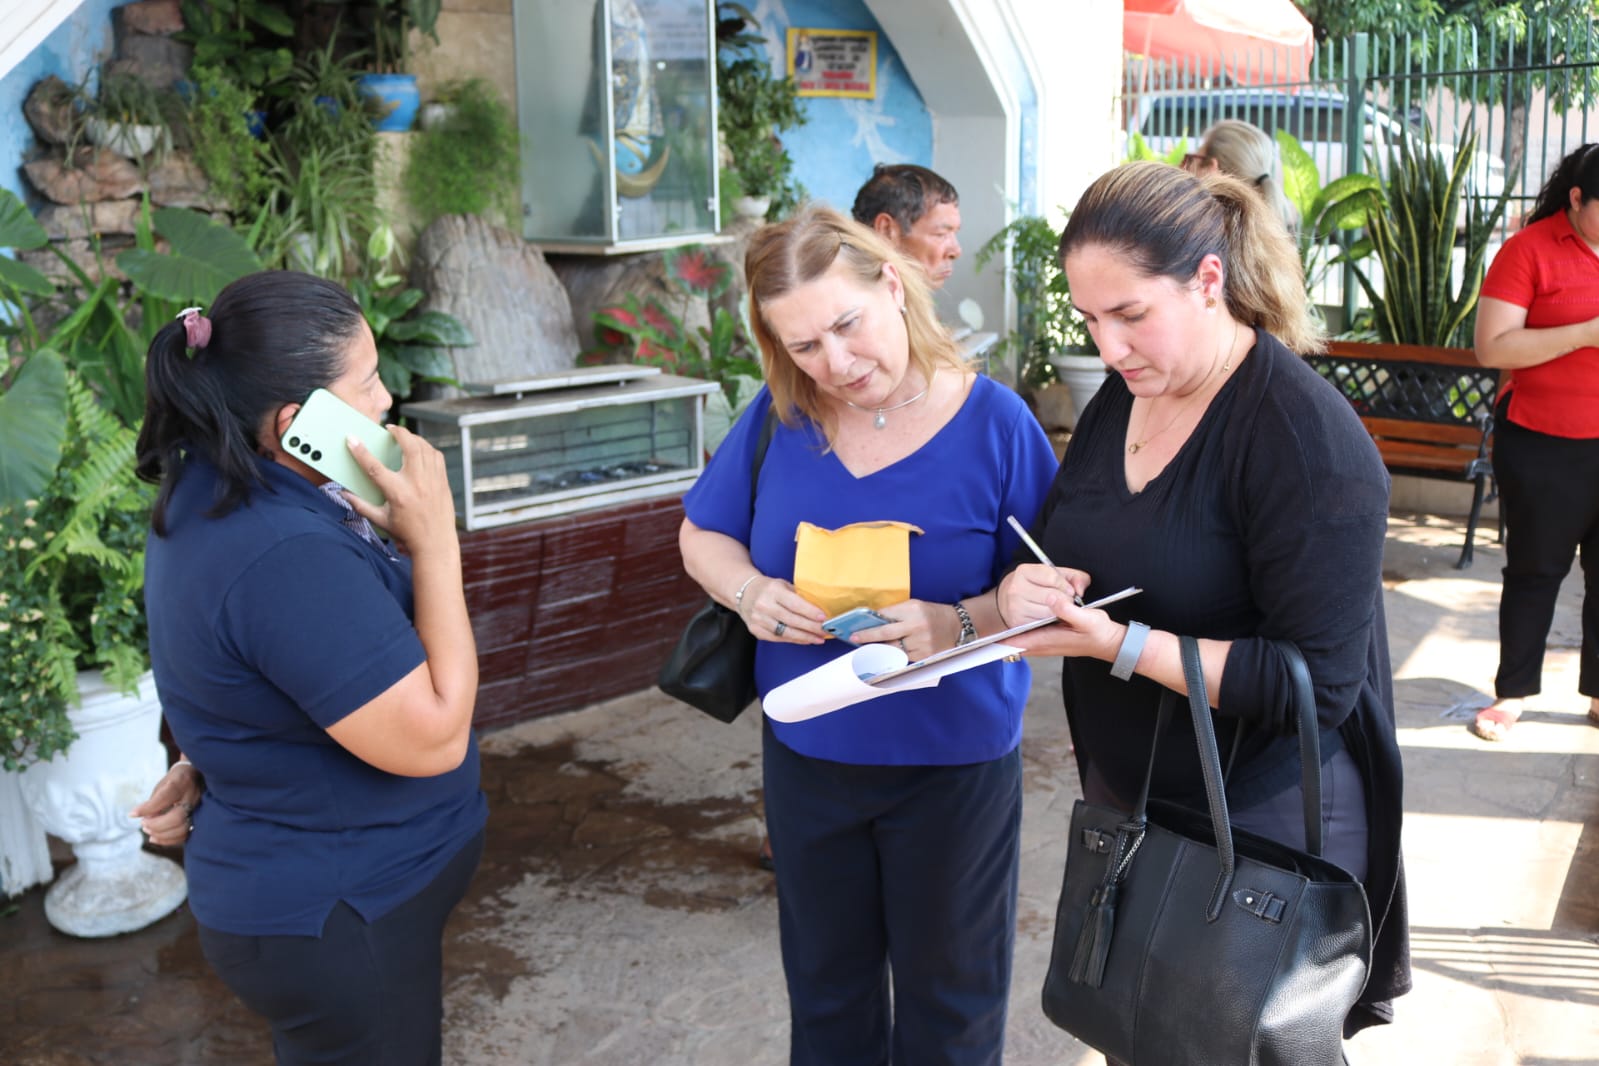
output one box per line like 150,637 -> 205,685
1343,32 -> 1370,331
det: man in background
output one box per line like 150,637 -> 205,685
851,163 -> 963,289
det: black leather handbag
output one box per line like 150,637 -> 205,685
656,410 -> 777,723
1042,637 -> 1372,1066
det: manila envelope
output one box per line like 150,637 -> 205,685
792,520 -> 924,617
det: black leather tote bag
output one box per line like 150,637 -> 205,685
657,410 -> 776,723
1042,637 -> 1372,1066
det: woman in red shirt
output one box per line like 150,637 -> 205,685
1472,144 -> 1599,740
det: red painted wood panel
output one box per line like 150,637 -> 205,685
462,496 -> 704,731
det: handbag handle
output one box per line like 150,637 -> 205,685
1139,636 -> 1322,921
750,406 -> 777,511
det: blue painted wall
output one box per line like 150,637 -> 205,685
752,0 -> 932,215
1,0 -> 127,205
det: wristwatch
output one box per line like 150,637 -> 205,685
953,601 -> 977,645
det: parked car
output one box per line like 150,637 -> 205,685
1126,87 -> 1506,202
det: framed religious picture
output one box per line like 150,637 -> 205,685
787,27 -> 876,99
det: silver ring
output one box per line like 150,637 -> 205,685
774,621 -> 787,637
898,637 -> 907,650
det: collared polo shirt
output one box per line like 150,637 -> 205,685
145,453 -> 487,936
1479,210 -> 1599,438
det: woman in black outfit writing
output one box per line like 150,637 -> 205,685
1001,161 -> 1410,1042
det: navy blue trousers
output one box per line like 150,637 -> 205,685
763,720 -> 1022,1066
196,829 -> 483,1066
1491,410 -> 1599,698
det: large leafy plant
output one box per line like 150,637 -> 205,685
1348,122 -> 1510,348
715,3 -> 806,215
402,78 -> 521,229
0,191 -> 258,769
1274,129 -> 1384,303
580,247 -> 761,409
975,212 -> 1094,391
177,0 -> 294,103
349,228 -> 473,400
2,369 -> 152,771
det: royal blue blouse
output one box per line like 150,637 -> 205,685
684,378 -> 1058,765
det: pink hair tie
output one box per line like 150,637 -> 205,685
177,306 -> 212,350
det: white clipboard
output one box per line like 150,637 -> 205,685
760,587 -> 1142,723
866,585 -> 1141,685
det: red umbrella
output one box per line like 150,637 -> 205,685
1124,0 -> 1314,85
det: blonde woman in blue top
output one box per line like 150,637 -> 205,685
132,271 -> 485,1066
680,205 -> 1058,1065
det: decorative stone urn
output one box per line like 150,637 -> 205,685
732,194 -> 771,223
19,670 -> 186,937
0,769 -> 53,897
1049,352 -> 1110,424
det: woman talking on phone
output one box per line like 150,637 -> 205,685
129,270 -> 486,1065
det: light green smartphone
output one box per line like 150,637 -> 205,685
279,388 -> 403,507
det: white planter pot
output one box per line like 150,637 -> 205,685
418,102 -> 455,130
0,769 -> 53,897
84,118 -> 163,158
19,670 -> 186,937
1049,353 -> 1110,425
732,195 -> 771,222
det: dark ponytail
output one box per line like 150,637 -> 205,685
1526,143 -> 1599,226
136,270 -> 365,535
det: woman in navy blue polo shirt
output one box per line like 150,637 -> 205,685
129,271 -> 486,1065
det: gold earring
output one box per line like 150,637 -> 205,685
1205,296 -> 1216,309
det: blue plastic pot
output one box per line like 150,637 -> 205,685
356,73 -> 420,132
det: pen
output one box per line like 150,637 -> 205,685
1083,586 -> 1143,610
1006,514 -> 1085,607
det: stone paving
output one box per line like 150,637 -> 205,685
1,512 -> 1596,1065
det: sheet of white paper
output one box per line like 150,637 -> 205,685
762,642 -> 1024,722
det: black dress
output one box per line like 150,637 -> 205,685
1034,331 -> 1411,1032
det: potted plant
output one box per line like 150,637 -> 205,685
352,0 -> 444,131
715,3 -> 806,221
177,0 -> 295,125
182,64 -> 274,214
348,227 -> 474,402
83,71 -> 175,159
0,193 -> 263,933
2,367 -> 189,937
578,245 -> 763,448
975,212 -> 1102,419
401,78 -> 520,230
1346,120 -> 1510,350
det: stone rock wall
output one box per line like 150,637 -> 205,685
17,1 -> 209,286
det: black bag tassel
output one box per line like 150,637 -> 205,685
1068,821 -> 1144,987
1068,881 -> 1118,986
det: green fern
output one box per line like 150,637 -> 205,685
4,372 -> 152,769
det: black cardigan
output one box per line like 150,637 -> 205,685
1033,331 -> 1411,1030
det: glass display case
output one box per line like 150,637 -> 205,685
513,0 -> 720,252
401,367 -> 719,529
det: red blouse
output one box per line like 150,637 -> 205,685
1479,210 -> 1599,438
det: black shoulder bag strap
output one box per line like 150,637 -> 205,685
749,406 -> 777,514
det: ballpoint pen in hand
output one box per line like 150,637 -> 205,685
1006,515 -> 1085,606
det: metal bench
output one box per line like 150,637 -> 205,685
1306,341 -> 1501,569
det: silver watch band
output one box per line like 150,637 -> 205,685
1110,621 -> 1150,681
953,600 -> 977,645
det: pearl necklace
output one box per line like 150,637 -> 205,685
845,382 -> 931,429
